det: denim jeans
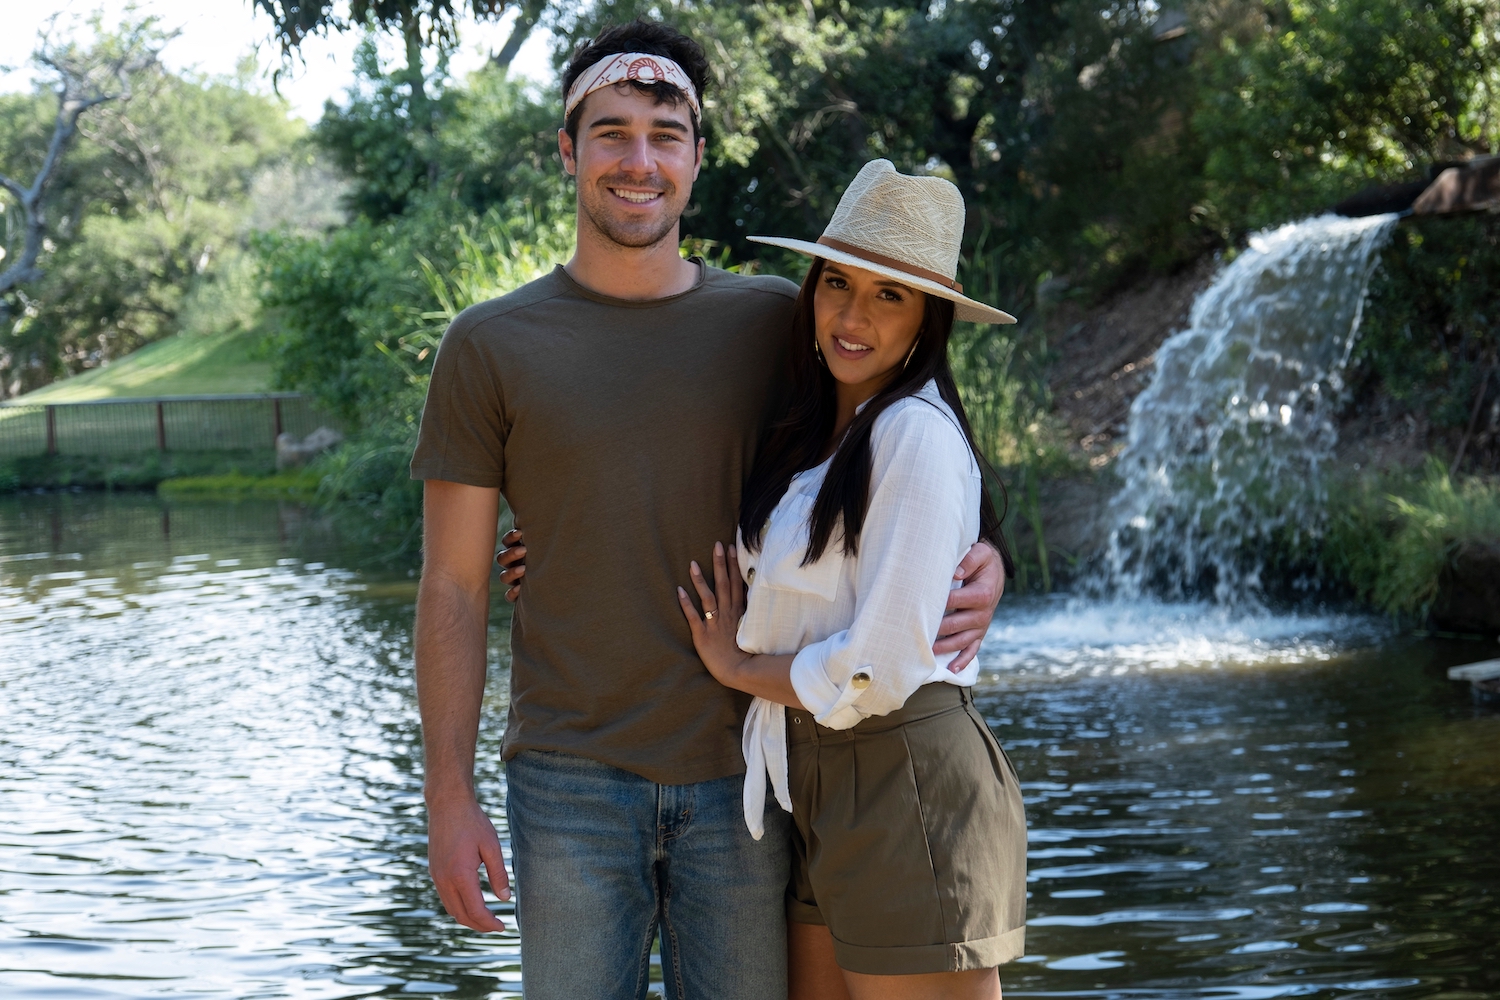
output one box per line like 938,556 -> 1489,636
505,749 -> 792,1000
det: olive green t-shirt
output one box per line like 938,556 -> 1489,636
410,261 -> 799,785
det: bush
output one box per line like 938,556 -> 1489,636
1357,216 -> 1500,468
1325,460 -> 1500,619
270,212 -> 573,559
1192,0 -> 1500,235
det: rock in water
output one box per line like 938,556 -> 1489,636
1432,542 -> 1500,635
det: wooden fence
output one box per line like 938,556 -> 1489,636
0,394 -> 336,461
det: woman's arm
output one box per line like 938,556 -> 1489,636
677,542 -> 805,709
787,402 -> 979,729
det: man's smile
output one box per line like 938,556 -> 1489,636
609,187 -> 665,205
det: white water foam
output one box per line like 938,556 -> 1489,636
979,596 -> 1390,679
1097,213 -> 1400,604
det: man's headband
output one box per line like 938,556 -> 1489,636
564,52 -> 701,124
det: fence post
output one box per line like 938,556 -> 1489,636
156,400 -> 167,452
272,397 -> 283,445
45,405 -> 57,456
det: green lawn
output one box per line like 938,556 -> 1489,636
13,329 -> 272,404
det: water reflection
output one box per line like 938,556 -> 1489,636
1,494 -> 517,998
2,494 -> 1498,998
986,600 -> 1500,996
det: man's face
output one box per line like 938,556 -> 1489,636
559,83 -> 705,250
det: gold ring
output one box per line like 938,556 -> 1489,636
704,610 -> 717,621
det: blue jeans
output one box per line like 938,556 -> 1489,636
506,749 -> 792,1000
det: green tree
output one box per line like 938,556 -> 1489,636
0,16 -> 165,311
1,20 -> 303,396
1193,0 -> 1500,232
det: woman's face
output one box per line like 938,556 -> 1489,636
813,261 -> 926,393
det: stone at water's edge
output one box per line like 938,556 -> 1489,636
275,426 -> 343,471
1432,542 -> 1500,635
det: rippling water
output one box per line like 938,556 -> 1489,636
2,494 -> 1498,998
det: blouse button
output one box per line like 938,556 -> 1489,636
851,671 -> 872,690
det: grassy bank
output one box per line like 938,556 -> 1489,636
156,470 -> 322,501
0,450 -> 277,493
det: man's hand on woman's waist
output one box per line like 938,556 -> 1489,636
935,540 -> 1006,673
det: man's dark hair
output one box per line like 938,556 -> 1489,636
562,20 -> 709,143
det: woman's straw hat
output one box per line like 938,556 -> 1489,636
749,159 -> 1016,325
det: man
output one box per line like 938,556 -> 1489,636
409,20 -> 1006,1000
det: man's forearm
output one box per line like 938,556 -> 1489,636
415,573 -> 492,805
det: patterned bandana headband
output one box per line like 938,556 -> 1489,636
564,52 -> 701,124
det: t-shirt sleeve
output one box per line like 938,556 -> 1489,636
409,317 -> 508,488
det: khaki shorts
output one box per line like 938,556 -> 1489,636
786,683 -> 1027,975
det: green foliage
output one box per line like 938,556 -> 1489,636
253,0 -> 520,59
314,41 -> 566,222
1325,460 -> 1500,618
1,19 -> 303,397
1358,215 -> 1500,453
1193,0 -> 1500,232
272,211 -> 568,556
0,449 -> 276,492
255,214 -> 418,422
314,35 -> 458,220
562,0 -> 1205,290
256,198 -> 569,420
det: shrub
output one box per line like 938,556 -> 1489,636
1325,460 -> 1500,618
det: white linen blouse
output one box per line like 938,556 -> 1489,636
735,379 -> 982,838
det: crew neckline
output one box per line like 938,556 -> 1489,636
553,257 -> 707,308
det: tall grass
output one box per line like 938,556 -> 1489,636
1325,459 -> 1500,618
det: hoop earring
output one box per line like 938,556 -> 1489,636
814,337 -> 826,367
902,338 -> 919,370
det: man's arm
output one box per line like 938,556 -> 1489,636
416,479 -> 509,932
499,532 -> 1007,670
934,540 -> 1006,672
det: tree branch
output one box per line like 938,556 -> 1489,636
0,19 -> 164,298
491,0 -> 548,71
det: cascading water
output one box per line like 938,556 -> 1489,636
1097,213 -> 1400,604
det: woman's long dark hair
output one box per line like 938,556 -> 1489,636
740,257 -> 1016,579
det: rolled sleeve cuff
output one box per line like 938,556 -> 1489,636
790,634 -> 866,731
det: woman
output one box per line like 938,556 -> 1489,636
676,159 -> 1028,1000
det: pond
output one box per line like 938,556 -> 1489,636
2,492 -> 1497,998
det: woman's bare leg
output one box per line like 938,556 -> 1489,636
843,967 -> 1001,1000
788,922 -> 852,1000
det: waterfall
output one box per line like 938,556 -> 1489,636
1097,213 -> 1400,604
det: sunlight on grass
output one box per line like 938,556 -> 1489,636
11,329 -> 272,404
